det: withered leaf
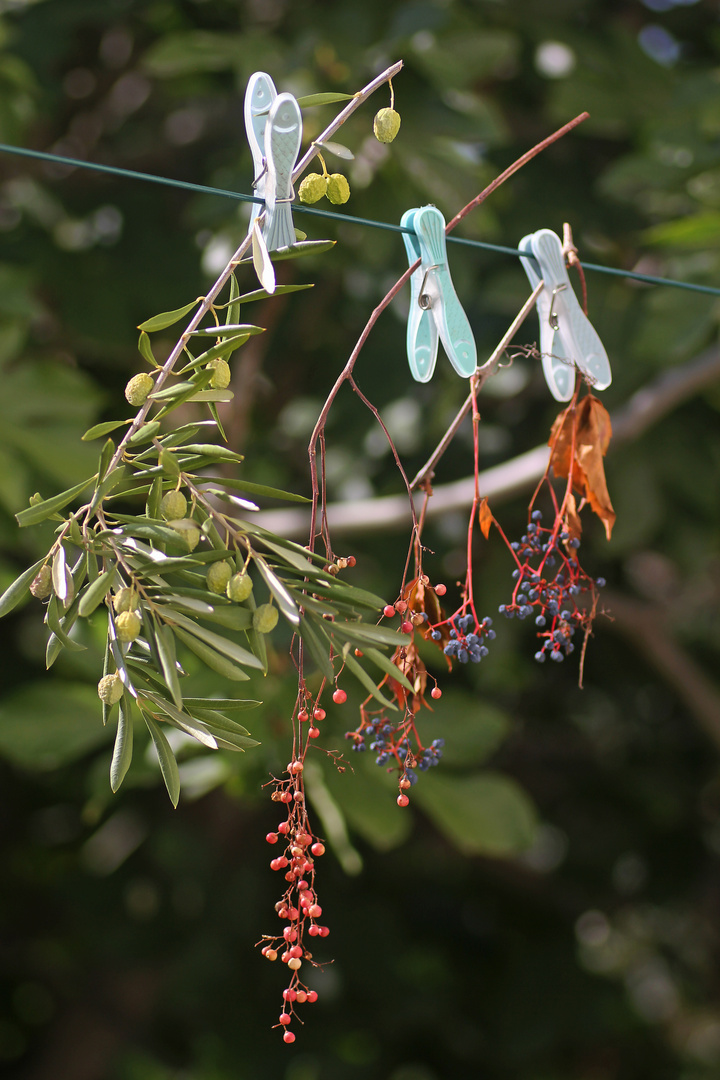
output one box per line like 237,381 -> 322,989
478,497 -> 493,540
548,395 -> 615,540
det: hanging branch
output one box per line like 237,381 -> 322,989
306,112 -> 590,555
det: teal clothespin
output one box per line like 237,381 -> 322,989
244,72 -> 277,234
402,205 -> 477,382
518,233 -> 574,402
529,228 -> 612,394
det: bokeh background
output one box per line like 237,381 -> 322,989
1,1 -> 720,1078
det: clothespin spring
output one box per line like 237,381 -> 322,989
418,264 -> 440,310
549,283 -> 567,330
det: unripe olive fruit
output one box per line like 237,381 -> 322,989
113,586 -> 135,613
253,603 -> 279,634
98,673 -> 124,705
167,518 -> 201,551
160,490 -> 188,521
207,358 -> 231,389
326,173 -> 350,205
125,372 -> 154,406
206,560 -> 232,595
30,564 -> 53,599
298,173 -> 328,204
373,107 -> 401,143
116,610 -> 142,642
226,572 -> 253,602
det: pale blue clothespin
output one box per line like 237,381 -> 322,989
401,205 -> 477,382
244,71 -> 277,233
244,75 -> 302,252
262,92 -> 302,252
520,228 -> 612,400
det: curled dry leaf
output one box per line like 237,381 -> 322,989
478,497 -> 493,540
548,395 -> 615,540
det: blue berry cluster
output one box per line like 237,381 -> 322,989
433,612 -> 496,664
345,722 -> 445,780
498,510 -> 605,663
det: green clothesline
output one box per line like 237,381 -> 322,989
1,140 -> 718,298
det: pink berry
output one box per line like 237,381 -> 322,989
311,842 -> 325,856
283,988 -> 297,1001
283,1030 -> 295,1043
346,556 -> 356,567
397,794 -> 410,807
283,927 -> 297,942
383,605 -> 396,618
308,924 -> 320,937
298,709 -> 309,723
279,1012 -> 291,1025
319,926 -> 329,937
307,990 -> 318,1003
395,600 -> 407,613
290,945 -> 302,959
431,687 -> 442,699
264,948 -> 277,961
278,821 -> 290,834
313,707 -> 326,721
401,621 -> 413,634
435,583 -> 446,596
295,990 -> 307,1004
266,832 -> 279,844
308,726 -> 320,738
308,903 -> 322,918
332,688 -> 347,704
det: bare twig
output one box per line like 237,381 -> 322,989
257,345 -> 720,538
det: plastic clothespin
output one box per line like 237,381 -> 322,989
262,92 -> 303,252
401,205 -> 477,382
524,228 -> 612,398
244,72 -> 278,233
518,233 -> 574,402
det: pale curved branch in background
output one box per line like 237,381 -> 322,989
257,345 -> 720,539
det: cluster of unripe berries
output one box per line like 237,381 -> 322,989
124,357 -> 230,408
262,773 -> 329,1042
438,612 -> 496,664
157,488 -> 278,631
297,95 -> 400,210
498,510 -> 605,662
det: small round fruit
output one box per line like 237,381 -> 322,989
253,604 -> 279,634
167,518 -> 201,551
397,793 -> 410,807
326,173 -> 350,205
206,560 -> 232,595
373,107 -> 401,143
332,688 -> 347,705
125,372 -> 154,406
207,358 -> 231,389
159,490 -> 187,521
298,172 -> 328,204
29,565 -> 53,599
97,673 -> 124,705
112,586 -> 135,614
430,686 -> 442,700
116,610 -> 142,642
226,572 -> 253,602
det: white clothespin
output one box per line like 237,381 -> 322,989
401,205 -> 477,382
519,233 -> 573,402
244,72 -> 277,233
520,228 -> 612,400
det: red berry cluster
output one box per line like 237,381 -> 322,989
259,768 -> 329,1043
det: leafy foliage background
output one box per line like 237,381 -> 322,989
1,1 -> 720,1078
